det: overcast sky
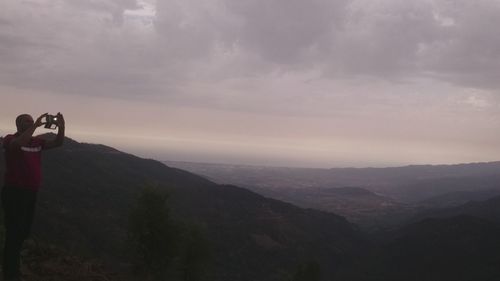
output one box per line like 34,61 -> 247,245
2,0 -> 500,168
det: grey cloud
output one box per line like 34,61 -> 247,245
419,0 -> 500,89
0,0 -> 177,98
152,0 -> 349,70
328,1 -> 441,77
151,0 -> 500,92
0,18 -> 10,26
66,0 -> 138,24
224,0 -> 348,64
2,0 -> 500,103
328,0 -> 500,89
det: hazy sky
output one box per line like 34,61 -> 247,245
2,0 -> 500,168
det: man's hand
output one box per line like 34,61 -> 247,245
34,113 -> 48,128
43,112 -> 65,150
56,112 -> 65,128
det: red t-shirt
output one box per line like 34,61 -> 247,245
3,134 -> 46,191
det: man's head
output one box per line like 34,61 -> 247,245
16,114 -> 34,133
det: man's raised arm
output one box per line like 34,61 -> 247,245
9,113 -> 48,150
44,113 -> 65,150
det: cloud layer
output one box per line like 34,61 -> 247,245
2,0 -> 500,167
3,0 -> 500,97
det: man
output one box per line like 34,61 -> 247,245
2,112 -> 65,281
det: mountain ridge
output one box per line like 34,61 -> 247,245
165,159 -> 500,203
1,136 -> 367,281
4,136 -> 500,280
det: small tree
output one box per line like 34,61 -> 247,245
127,184 -> 177,280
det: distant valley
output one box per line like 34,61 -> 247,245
165,161 -> 500,228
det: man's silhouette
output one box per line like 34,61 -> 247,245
1,113 -> 65,281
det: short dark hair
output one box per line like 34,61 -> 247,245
15,114 -> 32,130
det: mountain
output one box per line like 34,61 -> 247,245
370,215 -> 500,281
410,195 -> 500,225
165,161 -> 500,228
19,240 -> 116,281
371,194 -> 500,281
0,136 -> 368,281
5,136 -> 500,280
245,186 -> 413,229
161,160 -> 500,280
417,189 -> 500,208
389,175 -> 500,202
165,161 -> 500,203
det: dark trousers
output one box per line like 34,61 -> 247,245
1,186 -> 37,280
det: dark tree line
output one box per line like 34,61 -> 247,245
127,184 -> 212,281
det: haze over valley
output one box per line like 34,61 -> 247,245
166,160 -> 500,228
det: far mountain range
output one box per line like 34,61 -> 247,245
164,161 -> 500,228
